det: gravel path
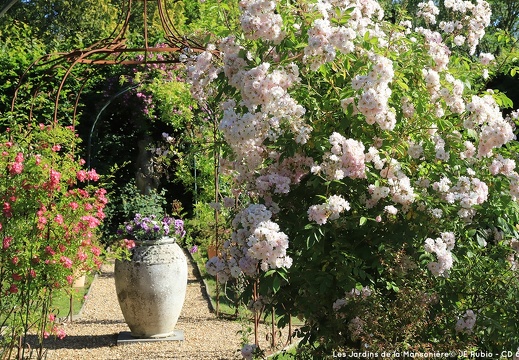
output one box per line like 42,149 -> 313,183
44,254 -> 247,359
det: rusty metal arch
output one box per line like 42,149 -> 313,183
11,0 -> 205,126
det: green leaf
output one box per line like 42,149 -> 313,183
264,269 -> 276,277
386,281 -> 399,292
272,276 -> 281,293
476,234 -> 487,248
396,78 -> 409,91
497,217 -> 509,230
277,270 -> 288,281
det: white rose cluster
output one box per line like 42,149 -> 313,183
424,232 -> 456,277
417,1 -> 440,25
205,204 -> 292,282
439,0 -> 492,54
186,44 -> 220,101
464,92 -> 515,159
239,0 -> 285,44
353,54 -> 396,130
455,309 -> 477,334
316,132 -> 366,181
304,0 -> 384,71
307,194 -> 351,225
432,176 -> 488,221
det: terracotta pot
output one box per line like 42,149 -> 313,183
114,237 -> 187,338
207,244 -> 217,258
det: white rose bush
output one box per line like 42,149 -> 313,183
189,0 -> 519,355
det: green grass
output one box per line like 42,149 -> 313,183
50,272 -> 95,319
191,249 -> 244,317
268,346 -> 298,359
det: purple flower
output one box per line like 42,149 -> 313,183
189,245 -> 198,254
119,214 -> 185,241
174,219 -> 184,234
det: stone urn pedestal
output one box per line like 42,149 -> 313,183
114,237 -> 187,341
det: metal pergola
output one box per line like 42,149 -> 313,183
10,0 -> 205,125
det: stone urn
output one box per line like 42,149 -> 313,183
114,237 -> 187,338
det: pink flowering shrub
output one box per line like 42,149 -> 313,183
189,0 -> 519,355
0,122 -> 106,357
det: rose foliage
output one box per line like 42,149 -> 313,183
0,121 -> 106,357
190,0 -> 519,355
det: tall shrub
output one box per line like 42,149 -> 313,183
0,121 -> 106,358
189,0 -> 519,355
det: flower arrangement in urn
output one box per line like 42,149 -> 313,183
114,212 -> 188,338
121,213 -> 185,240
115,213 -> 186,258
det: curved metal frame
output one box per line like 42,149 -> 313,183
11,0 -> 205,125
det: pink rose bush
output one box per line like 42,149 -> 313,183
0,122 -> 106,356
189,0 -> 519,355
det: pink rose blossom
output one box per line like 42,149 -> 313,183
56,328 -> 66,339
37,216 -> 47,230
45,246 -> 56,255
3,236 -> 12,250
60,256 -> 73,269
9,162 -> 23,175
123,239 -> 136,249
14,152 -> 23,163
3,202 -> 12,218
76,170 -> 87,182
87,169 -> 99,181
91,246 -> 101,256
96,209 -> 106,219
77,251 -> 88,261
49,169 -> 61,187
81,215 -> 100,228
